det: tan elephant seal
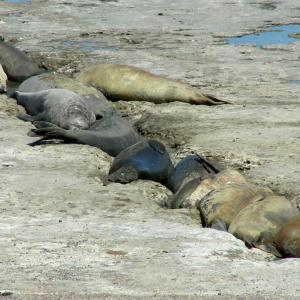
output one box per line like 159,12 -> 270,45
169,169 -> 247,209
0,64 -> 7,93
199,183 -> 273,231
228,196 -> 298,255
274,214 -> 300,258
76,64 -> 229,105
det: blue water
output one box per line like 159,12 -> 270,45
227,25 -> 300,47
288,80 -> 300,85
3,0 -> 31,3
63,40 -> 119,53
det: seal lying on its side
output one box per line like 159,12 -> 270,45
107,139 -> 174,184
169,169 -> 247,209
274,214 -> 300,258
16,73 -> 116,117
166,154 -> 219,193
31,116 -> 142,157
13,89 -> 96,130
228,195 -> 298,255
76,64 -> 229,105
0,40 -> 44,82
199,183 -> 273,231
0,64 -> 7,93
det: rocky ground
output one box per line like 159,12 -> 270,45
0,0 -> 300,299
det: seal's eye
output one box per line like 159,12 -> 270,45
96,114 -> 103,120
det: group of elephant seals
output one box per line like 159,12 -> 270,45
16,73 -> 116,117
0,40 -> 44,82
107,139 -> 174,184
228,195 -> 298,255
166,154 -> 219,193
32,115 -> 142,157
13,89 -> 97,130
274,214 -> 300,258
76,64 -> 229,105
0,64 -> 7,92
169,169 -> 247,209
199,183 -> 273,231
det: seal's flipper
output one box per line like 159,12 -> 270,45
192,94 -> 231,105
33,121 -> 60,129
32,127 -> 67,140
17,114 -> 35,122
107,165 -> 139,184
194,154 -> 220,174
149,139 -> 166,154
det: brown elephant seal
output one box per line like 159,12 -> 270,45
16,73 -> 116,117
166,154 -> 220,193
0,64 -> 7,93
0,40 -> 44,82
76,64 -> 229,105
169,169 -> 247,209
228,196 -> 298,255
107,139 -> 174,184
199,183 -> 273,231
13,89 -> 96,130
274,214 -> 300,258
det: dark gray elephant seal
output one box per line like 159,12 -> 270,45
0,40 -> 44,82
13,89 -> 96,130
228,195 -> 298,255
107,139 -> 174,184
16,73 -> 116,117
31,115 -> 142,157
76,64 -> 229,105
166,154 -> 219,193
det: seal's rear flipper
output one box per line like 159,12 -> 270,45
107,165 -> 139,184
33,121 -> 60,129
17,114 -> 34,122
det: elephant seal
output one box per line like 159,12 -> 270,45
76,64 -> 229,105
0,40 -> 44,82
228,196 -> 298,255
16,73 -> 116,117
169,169 -> 247,209
199,183 -> 273,231
13,89 -> 96,130
0,64 -> 7,93
274,214 -> 300,258
166,154 -> 219,193
107,139 -> 174,184
31,115 -> 142,157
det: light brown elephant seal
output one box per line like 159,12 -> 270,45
0,64 -> 7,93
199,183 -> 273,231
76,64 -> 229,105
228,196 -> 298,255
274,214 -> 300,258
169,169 -> 247,209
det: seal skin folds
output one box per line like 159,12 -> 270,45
76,64 -> 228,105
275,214 -> 300,258
107,139 -> 174,184
0,40 -> 44,82
13,89 -> 96,130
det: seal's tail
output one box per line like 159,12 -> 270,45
192,94 -> 231,105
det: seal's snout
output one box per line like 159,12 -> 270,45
68,118 -> 89,130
